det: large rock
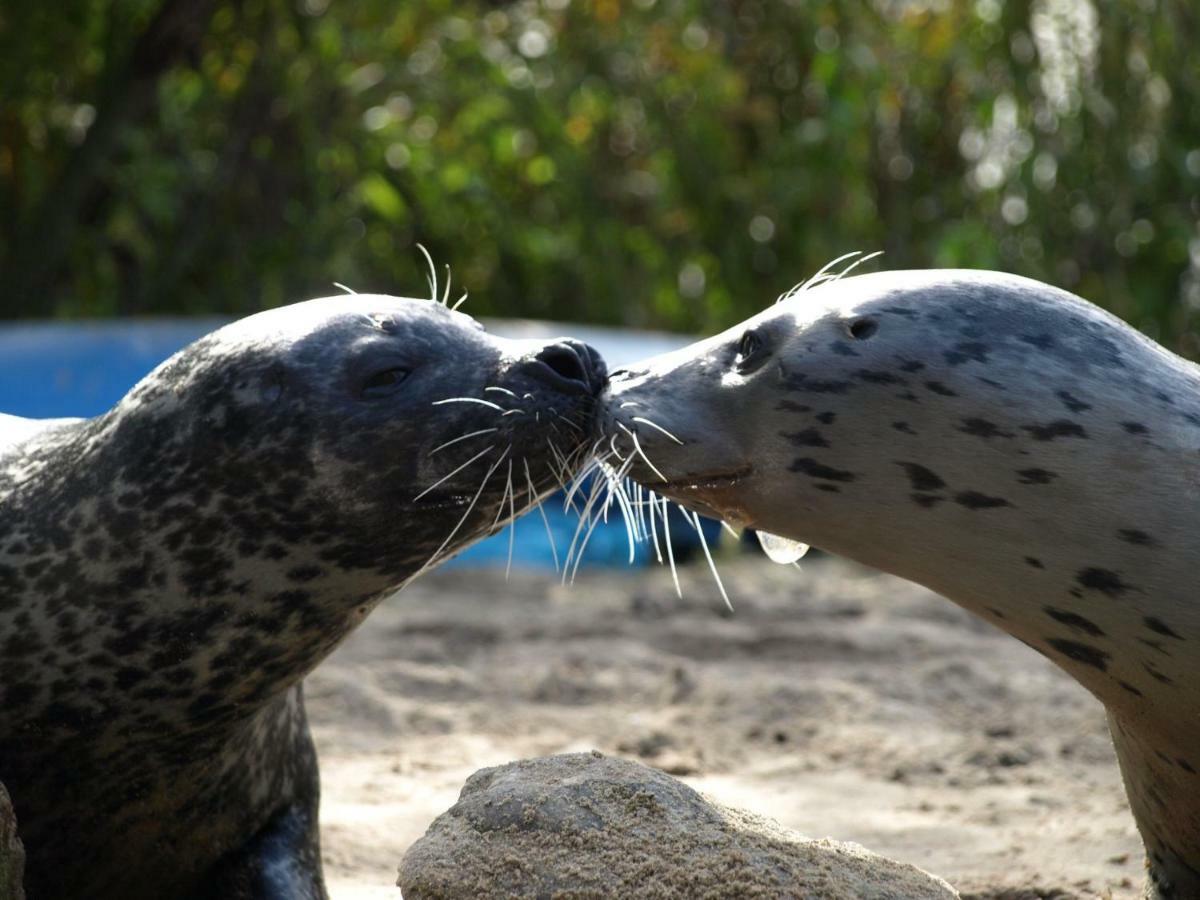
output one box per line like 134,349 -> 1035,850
0,782 -> 23,900
399,752 -> 957,899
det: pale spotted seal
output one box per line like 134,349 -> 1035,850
600,269 -> 1200,899
0,294 -> 606,899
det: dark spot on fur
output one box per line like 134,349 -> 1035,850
1144,617 -> 1184,640
1077,567 -> 1132,597
911,494 -> 944,508
1046,638 -> 1110,672
855,369 -> 902,385
1119,680 -> 1143,697
1020,333 -> 1056,350
815,411 -> 837,425
895,462 -> 946,492
1139,637 -> 1170,656
1024,557 -> 1044,569
925,381 -> 957,396
986,606 -> 1006,619
829,340 -> 859,357
1044,606 -> 1105,637
898,359 -> 925,373
286,565 -> 323,583
789,458 -> 857,482
1016,468 -> 1057,485
944,341 -> 990,366
892,422 -> 916,435
1056,390 -> 1092,414
959,418 -> 1014,439
1022,420 -> 1088,441
1118,529 -> 1156,547
784,428 -> 830,448
783,373 -> 853,394
815,484 -> 841,493
1121,422 -> 1149,435
1143,663 -> 1175,686
955,491 -> 1011,510
777,400 -> 812,414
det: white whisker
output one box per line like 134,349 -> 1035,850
661,494 -> 681,598
647,488 -> 663,564
685,506 -> 732,611
452,290 -> 469,311
418,451 -> 505,574
832,250 -> 884,282
620,423 -> 668,483
485,386 -> 518,397
333,282 -> 357,295
505,462 -> 517,580
429,428 -> 499,457
525,458 -> 560,572
413,445 -> 495,501
631,417 -> 684,445
417,242 -> 438,303
432,397 -> 505,412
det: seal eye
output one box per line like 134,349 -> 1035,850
736,329 -> 766,371
361,368 -> 410,399
848,318 -> 878,340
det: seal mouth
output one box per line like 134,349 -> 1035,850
642,466 -> 753,493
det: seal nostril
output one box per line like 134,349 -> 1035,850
537,344 -> 587,384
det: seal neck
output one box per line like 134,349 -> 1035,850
1108,712 -> 1200,899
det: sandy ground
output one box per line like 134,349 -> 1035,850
307,554 -> 1145,899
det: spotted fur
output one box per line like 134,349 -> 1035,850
0,295 -> 605,899
600,269 -> 1200,899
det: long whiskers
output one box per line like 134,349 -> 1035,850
630,417 -> 684,445
432,397 -> 506,412
429,428 -> 499,457
413,445 -> 495,502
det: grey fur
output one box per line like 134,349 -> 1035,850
601,269 -> 1200,899
0,295 -> 604,900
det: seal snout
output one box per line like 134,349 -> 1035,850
529,339 -> 608,395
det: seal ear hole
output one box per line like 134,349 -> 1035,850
848,318 -> 878,340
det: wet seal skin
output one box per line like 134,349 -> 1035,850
0,294 -> 606,900
600,268 -> 1200,899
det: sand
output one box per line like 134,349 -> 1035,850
307,555 -> 1144,899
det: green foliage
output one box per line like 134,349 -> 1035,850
1,0 -> 1198,354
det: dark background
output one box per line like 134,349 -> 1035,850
2,0 -> 1198,354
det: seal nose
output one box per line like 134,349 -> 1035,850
532,340 -> 607,395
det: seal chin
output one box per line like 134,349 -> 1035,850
622,455 -> 755,524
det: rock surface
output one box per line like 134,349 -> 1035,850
0,782 -> 23,900
399,751 -> 958,899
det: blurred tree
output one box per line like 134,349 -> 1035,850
0,0 -> 1197,355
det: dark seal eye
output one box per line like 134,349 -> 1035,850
848,317 -> 878,340
736,329 -> 767,372
361,368 -> 410,399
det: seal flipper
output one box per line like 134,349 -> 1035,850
193,805 -> 328,900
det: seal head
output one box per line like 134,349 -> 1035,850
601,269 -> 1200,898
0,294 -> 605,899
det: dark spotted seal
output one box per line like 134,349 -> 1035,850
601,269 -> 1200,899
0,294 -> 606,900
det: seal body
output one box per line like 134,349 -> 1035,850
0,295 -> 605,900
600,269 -> 1200,898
